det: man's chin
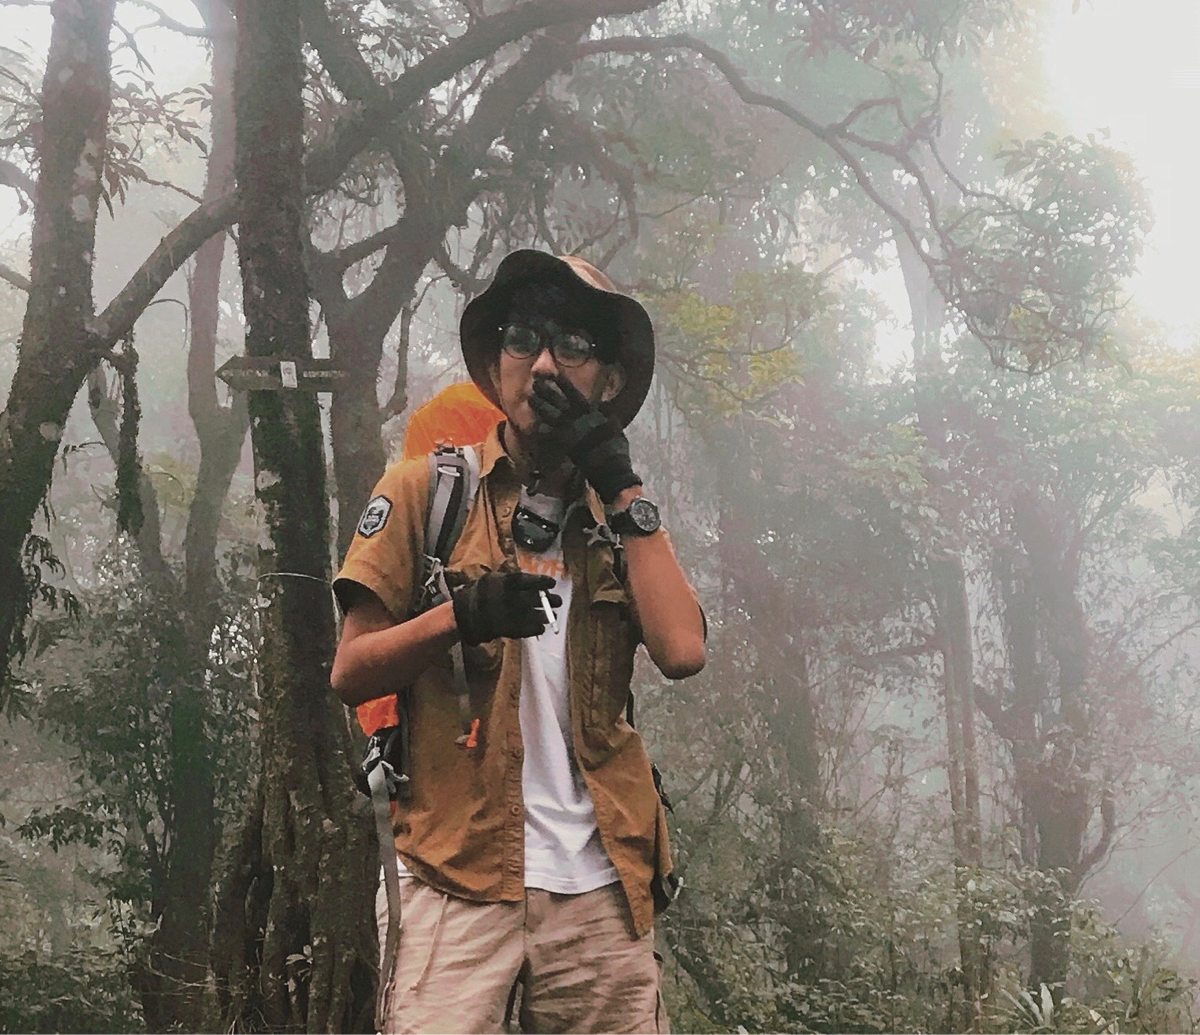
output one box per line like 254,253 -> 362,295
505,425 -> 566,470
508,412 -> 536,443
501,419 -> 538,458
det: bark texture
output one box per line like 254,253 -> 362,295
184,0 -> 247,638
0,0 -> 115,677
1011,491 -> 1109,997
213,1 -> 375,1029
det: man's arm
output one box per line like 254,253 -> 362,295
331,584 -> 458,707
528,373 -> 706,680
331,573 -> 560,706
611,487 -> 706,680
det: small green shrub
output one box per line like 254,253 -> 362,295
0,947 -> 143,1034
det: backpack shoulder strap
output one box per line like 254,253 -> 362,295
425,444 -> 480,566
422,444 -> 483,748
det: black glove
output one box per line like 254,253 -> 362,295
529,373 -> 641,504
451,571 -> 562,646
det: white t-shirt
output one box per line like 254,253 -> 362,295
391,492 -> 618,893
516,494 -> 619,894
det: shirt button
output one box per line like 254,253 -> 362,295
509,804 -> 521,816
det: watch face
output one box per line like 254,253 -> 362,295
628,497 -> 661,534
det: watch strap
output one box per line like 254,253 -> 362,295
609,497 -> 661,537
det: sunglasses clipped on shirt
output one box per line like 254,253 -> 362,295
500,323 -> 598,368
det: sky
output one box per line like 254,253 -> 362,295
2,0 -> 1199,352
1044,0 -> 1200,350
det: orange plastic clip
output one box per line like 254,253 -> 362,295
465,717 -> 481,750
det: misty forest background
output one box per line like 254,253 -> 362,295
3,0 -> 1200,1032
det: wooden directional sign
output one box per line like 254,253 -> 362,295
216,356 -> 350,393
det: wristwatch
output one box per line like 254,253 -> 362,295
608,497 -> 662,538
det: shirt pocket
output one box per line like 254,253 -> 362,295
587,548 -> 639,729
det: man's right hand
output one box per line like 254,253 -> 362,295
451,571 -> 561,646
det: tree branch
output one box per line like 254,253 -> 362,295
122,0 -> 212,38
579,32 -> 1131,372
851,635 -> 940,669
139,175 -> 205,205
1077,784 -> 1116,879
304,0 -> 665,196
974,681 -> 1027,742
300,0 -> 380,103
0,158 -> 36,207
337,26 -> 587,343
433,242 -> 488,295
381,304 -> 412,420
578,34 -> 943,281
319,214 -> 412,274
89,191 -> 239,353
111,17 -> 155,73
85,364 -> 174,585
543,99 -> 641,242
0,261 -> 31,293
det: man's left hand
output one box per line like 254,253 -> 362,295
529,374 -> 641,504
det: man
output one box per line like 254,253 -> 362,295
331,250 -> 706,1034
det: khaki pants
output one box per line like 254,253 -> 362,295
375,875 -> 668,1034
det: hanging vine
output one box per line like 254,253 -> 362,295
108,333 -> 144,538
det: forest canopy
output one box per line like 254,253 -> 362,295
2,0 -> 1199,1032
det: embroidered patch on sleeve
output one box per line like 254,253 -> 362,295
357,495 -> 393,538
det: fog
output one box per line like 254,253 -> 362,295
2,1 -> 1200,1032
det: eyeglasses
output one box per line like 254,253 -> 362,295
500,323 -> 598,368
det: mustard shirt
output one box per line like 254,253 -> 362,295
334,425 -> 673,936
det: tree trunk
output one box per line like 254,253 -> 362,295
139,3 -> 244,1029
714,454 -> 827,995
897,231 -> 986,1023
213,1 -> 375,1028
0,0 -> 115,678
935,556 -> 986,1025
184,0 -> 247,639
1012,491 -> 1102,998
773,653 -> 824,984
989,494 -> 1111,1001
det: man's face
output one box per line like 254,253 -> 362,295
491,284 -> 621,443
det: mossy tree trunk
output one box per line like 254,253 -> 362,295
139,2 -> 246,1028
0,0 -> 115,679
213,0 -> 375,1029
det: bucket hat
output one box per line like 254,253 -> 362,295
459,250 -> 654,428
